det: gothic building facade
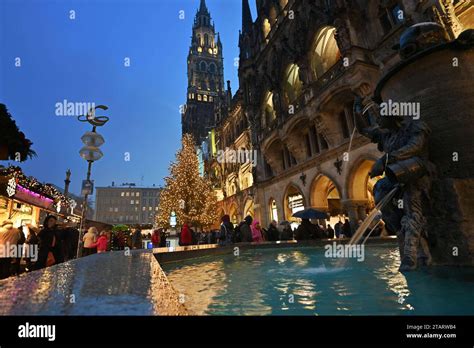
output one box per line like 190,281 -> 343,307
182,0 -> 229,145
185,0 -> 472,229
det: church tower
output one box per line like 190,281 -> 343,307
182,0 -> 226,145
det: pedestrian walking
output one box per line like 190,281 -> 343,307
36,215 -> 63,270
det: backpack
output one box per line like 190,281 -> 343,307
233,222 -> 243,243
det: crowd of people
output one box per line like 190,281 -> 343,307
171,215 -> 378,248
212,215 -> 383,246
0,215 -> 80,279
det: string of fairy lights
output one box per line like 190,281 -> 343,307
0,166 -> 73,209
157,134 -> 219,228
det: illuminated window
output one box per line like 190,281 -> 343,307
262,91 -> 276,128
283,64 -> 303,104
203,95 -> 208,102
197,94 -> 202,101
263,18 -> 271,39
209,96 -> 213,102
270,199 -> 278,222
311,26 -> 341,79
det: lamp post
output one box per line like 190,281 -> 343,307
76,105 -> 109,258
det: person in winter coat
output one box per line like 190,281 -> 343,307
25,225 -> 39,271
91,231 -> 108,253
266,220 -> 279,241
334,221 -> 343,238
0,220 -> 21,279
251,220 -> 264,243
82,227 -> 98,256
131,229 -> 143,249
279,221 -> 293,240
326,224 -> 335,239
10,225 -> 26,276
219,215 -> 234,246
151,229 -> 161,248
295,219 -> 317,240
36,215 -> 63,270
180,224 -> 192,246
342,219 -> 352,238
240,215 -> 253,243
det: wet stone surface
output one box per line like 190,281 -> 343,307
0,250 -> 187,315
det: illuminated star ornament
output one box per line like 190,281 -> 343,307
6,177 -> 17,197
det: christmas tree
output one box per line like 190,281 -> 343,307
157,134 -> 219,229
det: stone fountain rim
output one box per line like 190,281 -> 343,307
373,39 -> 472,103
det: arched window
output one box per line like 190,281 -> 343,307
200,61 -> 207,71
269,199 -> 278,222
203,95 -> 208,102
209,79 -> 216,91
209,63 -> 216,73
311,26 -> 341,79
262,18 -> 271,39
283,64 -> 303,104
262,91 -> 276,128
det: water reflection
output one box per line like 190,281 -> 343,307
163,245 -> 474,315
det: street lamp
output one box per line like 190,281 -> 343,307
76,105 -> 109,257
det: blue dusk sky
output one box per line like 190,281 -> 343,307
0,0 -> 257,197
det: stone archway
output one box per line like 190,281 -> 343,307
229,202 -> 240,225
310,174 -> 342,225
345,158 -> 381,223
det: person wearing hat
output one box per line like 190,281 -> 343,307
0,220 -> 20,279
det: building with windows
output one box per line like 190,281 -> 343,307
181,0 -> 231,145
234,0 -> 473,228
234,0 -> 472,229
187,0 -> 472,229
94,185 -> 161,226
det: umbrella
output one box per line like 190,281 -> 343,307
292,208 -> 328,220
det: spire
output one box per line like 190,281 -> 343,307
199,0 -> 208,14
242,0 -> 253,34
